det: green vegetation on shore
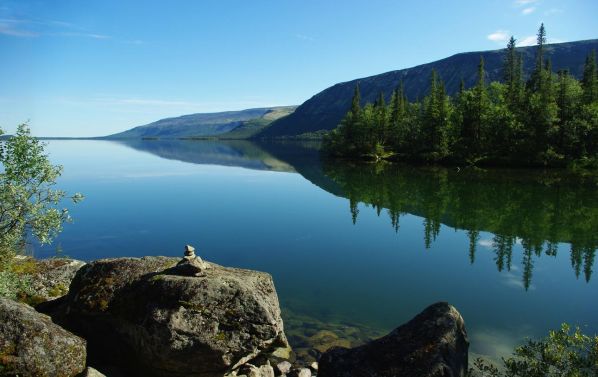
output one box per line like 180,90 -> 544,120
0,124 -> 82,299
470,323 -> 598,377
323,25 -> 598,167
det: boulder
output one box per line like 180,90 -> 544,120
318,302 -> 469,377
0,297 -> 86,377
48,256 -> 288,377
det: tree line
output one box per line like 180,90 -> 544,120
323,24 -> 598,167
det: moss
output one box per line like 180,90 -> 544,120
0,343 -> 17,372
10,259 -> 39,275
178,300 -> 204,312
150,274 -> 165,282
47,283 -> 68,298
215,332 -> 227,341
16,293 -> 47,306
98,299 -> 109,311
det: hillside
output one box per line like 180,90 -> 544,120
107,106 -> 296,139
258,39 -> 598,138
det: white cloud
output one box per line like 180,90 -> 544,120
514,0 -> 538,5
518,35 -> 537,46
487,30 -> 510,43
0,19 -> 39,37
522,7 -> 536,15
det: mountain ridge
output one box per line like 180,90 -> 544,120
106,106 -> 296,139
257,39 -> 598,138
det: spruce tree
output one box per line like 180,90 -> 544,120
529,23 -> 547,92
582,50 -> 597,104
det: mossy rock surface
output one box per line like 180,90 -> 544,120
44,256 -> 288,377
0,297 -> 86,377
11,257 -> 86,304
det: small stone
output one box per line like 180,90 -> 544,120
288,368 -> 311,377
309,362 -> 318,372
184,244 -> 196,257
276,360 -> 292,375
82,367 -> 107,377
238,363 -> 275,377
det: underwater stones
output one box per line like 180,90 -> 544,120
287,368 -> 312,377
235,362 -> 276,377
308,330 -> 351,353
318,302 -> 469,377
275,360 -> 292,375
0,297 -> 86,377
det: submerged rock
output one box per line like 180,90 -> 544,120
46,256 -> 288,377
0,297 -> 86,377
318,302 -> 469,377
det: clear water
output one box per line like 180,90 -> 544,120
36,139 -> 597,361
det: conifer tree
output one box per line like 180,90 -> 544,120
582,50 -> 597,104
529,23 -> 547,92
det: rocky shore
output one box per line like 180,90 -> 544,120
0,248 -> 469,377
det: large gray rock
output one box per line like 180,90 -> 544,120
0,297 -> 86,377
49,256 -> 288,377
318,302 -> 469,377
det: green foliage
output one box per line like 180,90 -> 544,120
324,25 -> 598,167
471,324 -> 598,377
0,124 -> 83,274
0,269 -> 33,301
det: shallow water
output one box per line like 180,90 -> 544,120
36,139 -> 597,361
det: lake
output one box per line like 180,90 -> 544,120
36,139 -> 597,362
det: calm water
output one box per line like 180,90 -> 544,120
37,139 -> 597,361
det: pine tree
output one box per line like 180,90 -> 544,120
582,50 -> 597,104
529,23 -> 547,92
473,56 -> 487,154
504,36 -> 523,112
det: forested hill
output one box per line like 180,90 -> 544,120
258,39 -> 598,137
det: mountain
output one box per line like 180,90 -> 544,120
107,106 -> 296,139
258,39 -> 598,138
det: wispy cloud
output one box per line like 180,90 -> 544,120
51,96 -> 276,113
0,16 -> 118,41
522,7 -> 536,15
295,33 -> 314,41
0,18 -> 39,37
514,0 -> 538,5
487,30 -> 510,43
49,31 -> 111,39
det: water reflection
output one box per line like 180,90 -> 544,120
116,139 -> 295,172
117,139 -> 597,291
320,161 -> 598,290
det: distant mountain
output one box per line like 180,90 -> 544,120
107,106 -> 296,139
258,39 -> 598,138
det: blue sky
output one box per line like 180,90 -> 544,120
0,0 -> 596,137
